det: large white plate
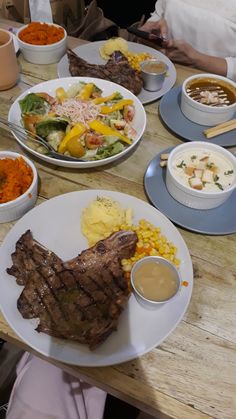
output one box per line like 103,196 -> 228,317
8,77 -> 146,168
57,41 -> 177,105
0,190 -> 193,366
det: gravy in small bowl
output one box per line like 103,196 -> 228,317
131,256 -> 181,309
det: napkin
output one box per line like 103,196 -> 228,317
29,0 -> 53,23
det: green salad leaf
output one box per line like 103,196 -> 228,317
94,141 -> 124,160
19,93 -> 50,115
35,118 -> 69,139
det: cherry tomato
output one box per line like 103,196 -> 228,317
85,133 -> 104,149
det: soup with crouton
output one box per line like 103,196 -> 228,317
171,149 -> 235,192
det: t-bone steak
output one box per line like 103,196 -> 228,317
67,49 -> 143,96
7,229 -> 138,349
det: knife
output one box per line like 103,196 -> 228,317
127,26 -> 167,47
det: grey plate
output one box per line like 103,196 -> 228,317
57,41 -> 176,105
159,86 -> 236,147
144,147 -> 236,235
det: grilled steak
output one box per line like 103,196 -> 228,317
67,49 -> 143,96
7,229 -> 138,349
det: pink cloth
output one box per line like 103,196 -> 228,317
6,352 -> 106,419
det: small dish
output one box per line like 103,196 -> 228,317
181,73 -> 236,126
166,142 -> 236,209
131,256 -> 181,309
141,59 -> 168,92
144,147 -> 236,235
16,22 -> 67,64
0,151 -> 38,223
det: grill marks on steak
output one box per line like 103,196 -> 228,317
67,49 -> 143,96
7,229 -> 138,349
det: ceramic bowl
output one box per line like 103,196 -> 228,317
181,73 -> 236,126
0,151 -> 38,223
166,141 -> 236,210
16,23 -> 67,64
130,256 -> 181,310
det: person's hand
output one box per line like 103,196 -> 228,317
139,18 -> 169,40
165,39 -> 200,66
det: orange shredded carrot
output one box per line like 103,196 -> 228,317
19,22 -> 64,45
181,281 -> 189,287
0,157 -> 33,204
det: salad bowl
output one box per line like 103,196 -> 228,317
8,77 -> 146,168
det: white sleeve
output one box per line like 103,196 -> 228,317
225,57 -> 236,82
147,0 -> 165,22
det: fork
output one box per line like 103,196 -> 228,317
0,117 -> 86,162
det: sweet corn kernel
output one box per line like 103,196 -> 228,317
124,51 -> 152,71
120,219 -> 180,277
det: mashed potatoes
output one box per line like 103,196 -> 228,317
99,37 -> 129,60
81,196 -> 133,246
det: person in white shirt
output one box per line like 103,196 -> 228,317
139,0 -> 236,81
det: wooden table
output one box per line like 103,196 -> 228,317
0,18 -> 236,419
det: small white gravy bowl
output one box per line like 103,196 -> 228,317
166,142 -> 236,209
181,73 -> 236,126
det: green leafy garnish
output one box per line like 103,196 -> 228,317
206,162 -> 214,169
224,170 -> 234,175
213,175 -> 219,182
176,160 -> 186,168
191,155 -> 197,161
215,182 -> 223,190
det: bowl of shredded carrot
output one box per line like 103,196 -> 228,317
16,22 -> 67,64
0,151 -> 38,223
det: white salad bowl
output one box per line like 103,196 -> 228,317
8,77 -> 147,169
0,151 -> 38,223
166,141 -> 236,210
16,23 -> 67,65
181,73 -> 236,126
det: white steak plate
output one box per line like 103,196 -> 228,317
57,41 -> 177,105
8,77 -> 146,168
0,190 -> 193,366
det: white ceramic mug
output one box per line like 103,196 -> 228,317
0,29 -> 19,90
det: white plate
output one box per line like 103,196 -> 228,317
57,41 -> 177,105
0,190 -> 193,366
8,77 -> 146,168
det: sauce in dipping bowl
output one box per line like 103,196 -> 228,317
141,59 -> 168,92
131,256 -> 181,309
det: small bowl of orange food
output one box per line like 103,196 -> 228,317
16,21 -> 67,64
130,256 -> 181,309
0,151 -> 38,223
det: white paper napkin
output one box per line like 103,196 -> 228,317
29,0 -> 53,23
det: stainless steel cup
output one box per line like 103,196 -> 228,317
141,59 -> 168,92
